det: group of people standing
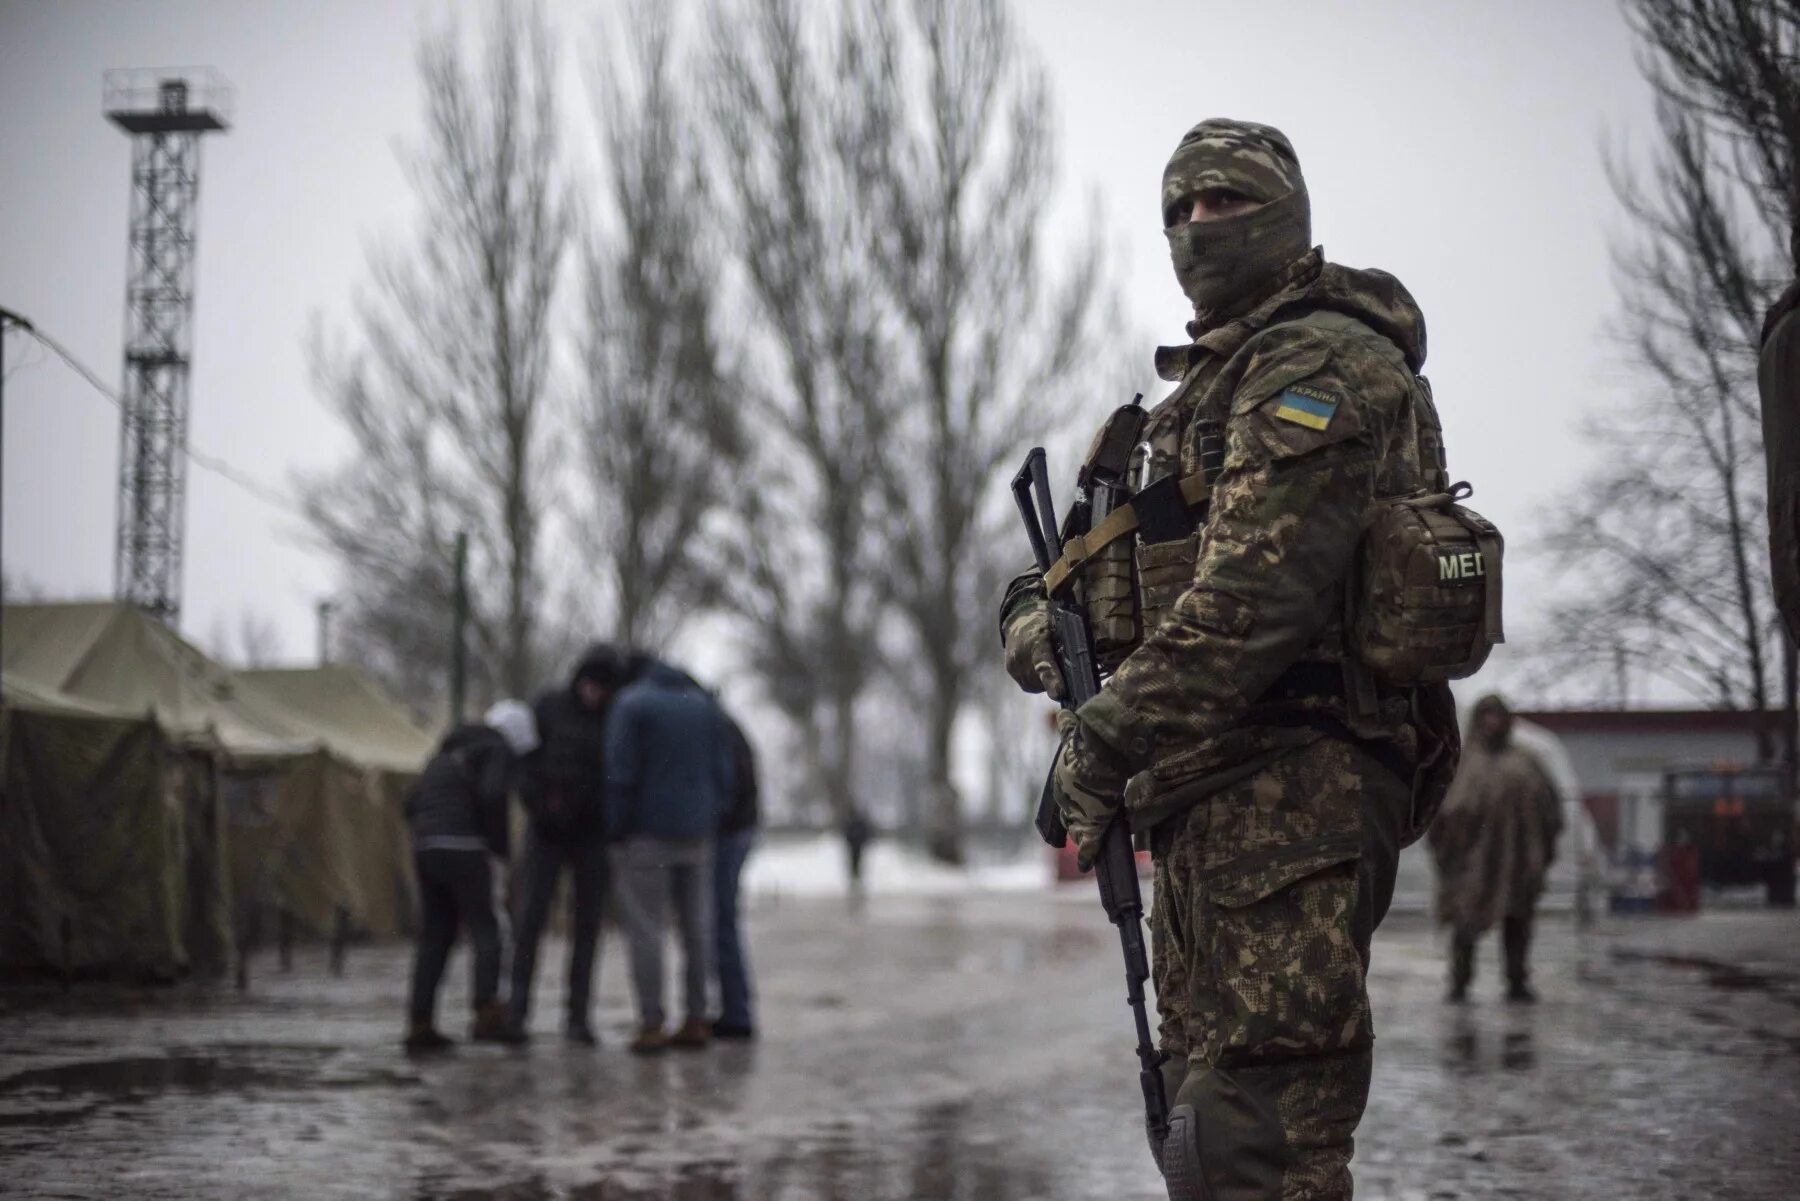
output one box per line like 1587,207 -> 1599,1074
401,644 -> 759,1055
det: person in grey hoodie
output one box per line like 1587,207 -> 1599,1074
402,700 -> 537,1053
605,660 -> 735,1053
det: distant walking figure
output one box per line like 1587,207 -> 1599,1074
1429,695 -> 1563,1003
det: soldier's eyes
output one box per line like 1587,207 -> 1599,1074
1165,198 -> 1195,227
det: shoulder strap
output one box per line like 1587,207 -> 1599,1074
1043,473 -> 1209,598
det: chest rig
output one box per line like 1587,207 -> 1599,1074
1042,361 -> 1223,671
1043,309 -> 1503,689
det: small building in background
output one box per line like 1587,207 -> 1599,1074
1514,708 -> 1786,906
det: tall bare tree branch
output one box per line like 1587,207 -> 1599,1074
579,1 -> 742,652
300,1 -> 570,711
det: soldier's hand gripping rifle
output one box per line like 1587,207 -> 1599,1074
1010,405 -> 1169,1152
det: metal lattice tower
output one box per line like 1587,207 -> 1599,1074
105,68 -> 231,624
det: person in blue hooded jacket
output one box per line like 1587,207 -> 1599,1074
604,658 -> 735,1053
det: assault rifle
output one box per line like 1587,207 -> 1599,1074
1010,417 -> 1168,1152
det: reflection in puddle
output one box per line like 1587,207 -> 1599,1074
1441,1017 -> 1535,1074
1500,1030 -> 1535,1071
0,1050 -> 415,1098
410,1100 -> 1056,1201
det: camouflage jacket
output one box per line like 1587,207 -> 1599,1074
1004,250 -> 1437,820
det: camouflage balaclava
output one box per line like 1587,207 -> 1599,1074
1161,118 -> 1311,319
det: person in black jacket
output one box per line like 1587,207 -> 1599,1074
711,711 -> 759,1040
403,699 -> 537,1053
1763,263 -> 1800,644
506,643 -> 631,1044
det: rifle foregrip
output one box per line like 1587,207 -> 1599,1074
1093,819 -> 1142,921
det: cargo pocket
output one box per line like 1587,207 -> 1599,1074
1204,832 -> 1370,1062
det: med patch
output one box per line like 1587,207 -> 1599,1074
1273,383 -> 1340,431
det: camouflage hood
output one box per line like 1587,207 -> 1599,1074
1158,254 -> 1428,381
1291,260 -> 1428,372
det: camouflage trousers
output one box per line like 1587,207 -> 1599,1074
1148,735 -> 1410,1201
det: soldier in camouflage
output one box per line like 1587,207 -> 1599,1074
1002,119 -> 1444,1200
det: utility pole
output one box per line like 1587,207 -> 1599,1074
0,308 -> 33,572
104,69 -> 231,625
450,531 -> 469,723
315,599 -> 335,666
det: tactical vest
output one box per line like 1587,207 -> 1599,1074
1047,309 -> 1504,688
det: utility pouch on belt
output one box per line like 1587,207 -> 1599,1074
1347,482 -> 1504,684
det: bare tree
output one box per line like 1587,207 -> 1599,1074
300,0 -> 570,708
840,0 -> 1112,862
702,0 -> 901,833
206,609 -> 283,668
1534,0 -> 1796,728
579,2 -> 741,652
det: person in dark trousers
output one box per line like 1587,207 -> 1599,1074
507,644 -> 631,1045
606,659 -> 735,1054
711,712 -> 759,1040
842,810 -> 873,895
1761,240 -> 1800,643
403,699 -> 538,1053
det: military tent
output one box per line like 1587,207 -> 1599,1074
0,602 -> 414,946
0,672 -> 231,979
234,664 -> 435,938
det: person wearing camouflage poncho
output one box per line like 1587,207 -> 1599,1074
1001,119 -> 1450,1200
1427,695 -> 1562,1004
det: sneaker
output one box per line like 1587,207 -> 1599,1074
710,1020 -> 756,1041
629,1024 -> 670,1055
668,1018 -> 711,1050
1506,982 -> 1538,1004
565,1020 -> 599,1047
403,1023 -> 454,1055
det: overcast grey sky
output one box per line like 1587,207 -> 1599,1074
1,0 -> 1652,681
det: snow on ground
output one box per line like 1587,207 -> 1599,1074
743,833 -> 1054,901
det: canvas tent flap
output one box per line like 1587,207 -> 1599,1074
2,699 -> 184,976
236,665 -> 433,773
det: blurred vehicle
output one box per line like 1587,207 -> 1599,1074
1661,765 -> 1796,908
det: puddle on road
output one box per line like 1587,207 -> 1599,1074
0,1049 -> 418,1100
1609,949 -> 1799,999
410,1100 -> 1058,1201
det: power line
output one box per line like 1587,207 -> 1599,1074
12,323 -> 304,516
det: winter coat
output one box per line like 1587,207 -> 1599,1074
719,713 -> 760,835
604,661 -> 734,842
1762,279 -> 1800,643
1428,737 -> 1564,936
405,723 -> 512,855
523,677 -> 612,844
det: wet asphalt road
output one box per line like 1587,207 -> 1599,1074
2,882 -> 1798,1200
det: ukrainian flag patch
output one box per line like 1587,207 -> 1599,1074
1273,383 -> 1339,431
